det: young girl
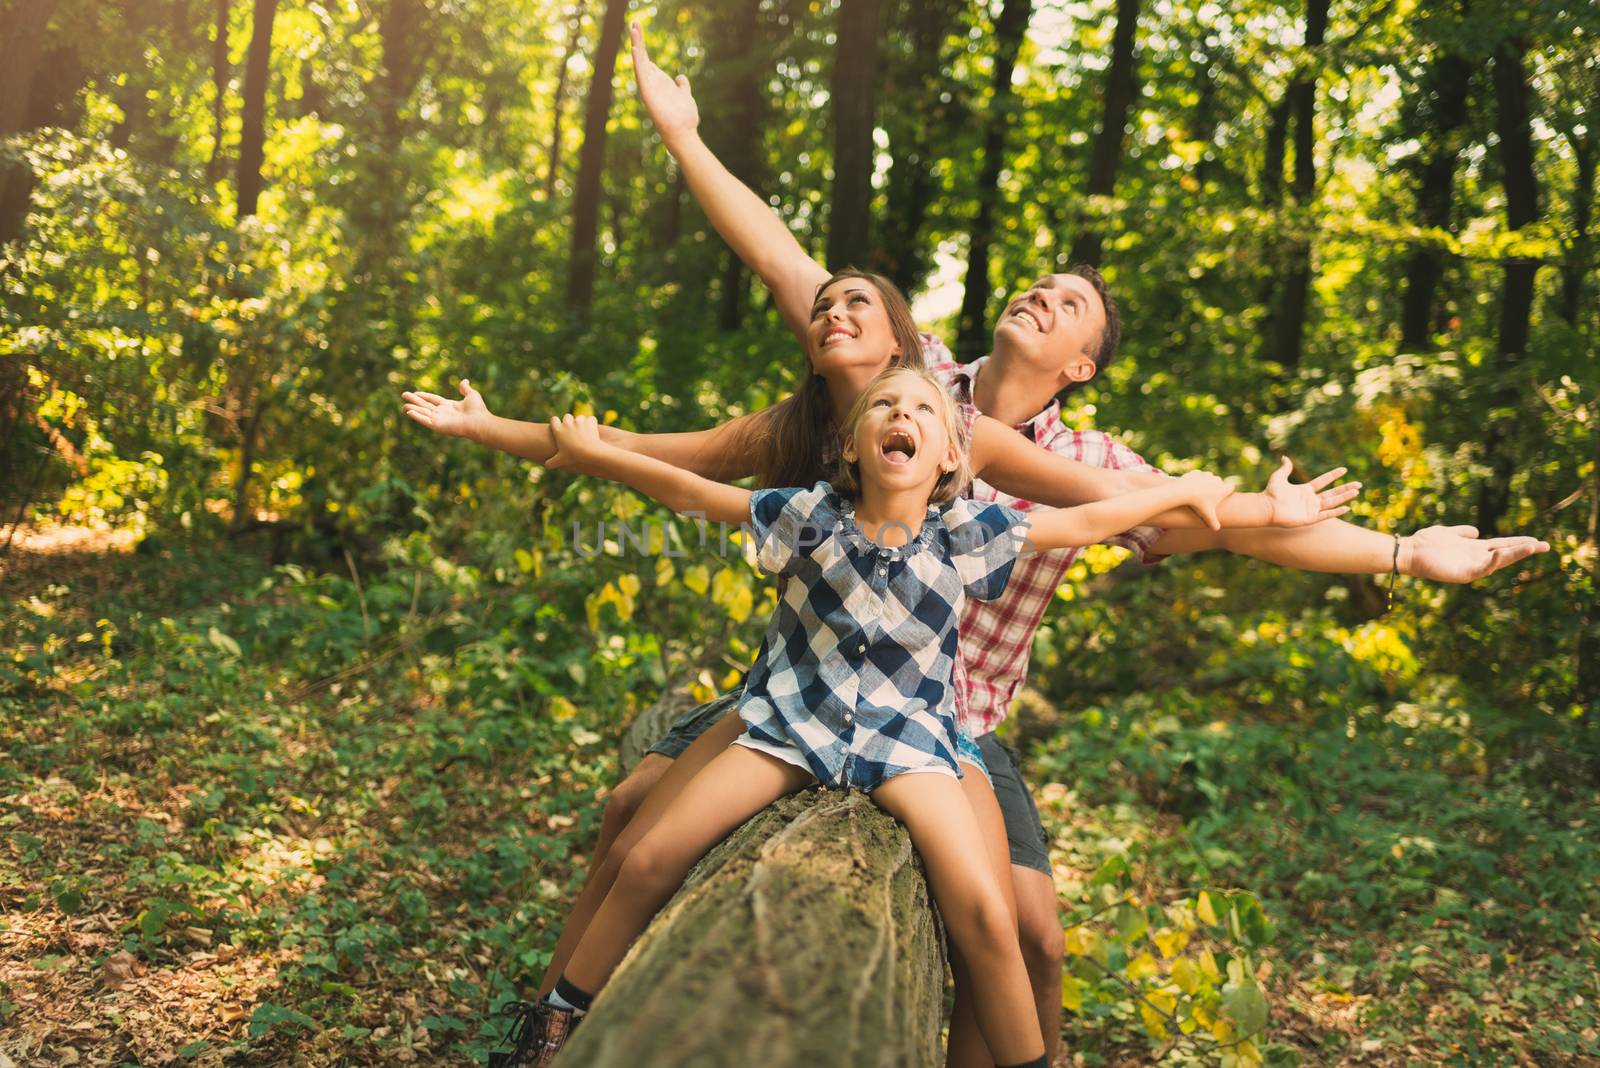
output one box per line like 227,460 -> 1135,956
500,366 -> 1235,1068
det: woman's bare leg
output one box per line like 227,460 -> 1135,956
538,711 -> 745,994
872,772 -> 1044,1066
561,745 -> 812,994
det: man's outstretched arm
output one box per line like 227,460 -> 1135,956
1150,521 -> 1550,584
631,22 -> 829,341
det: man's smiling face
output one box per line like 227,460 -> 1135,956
992,272 -> 1107,387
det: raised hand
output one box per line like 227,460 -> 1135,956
1263,457 -> 1360,527
402,378 -> 489,440
546,413 -> 607,471
630,21 -> 699,145
1404,525 -> 1551,584
1176,470 -> 1234,532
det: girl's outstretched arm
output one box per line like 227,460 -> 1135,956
969,416 -> 1358,529
1024,471 -> 1235,552
547,414 -> 753,526
402,378 -> 772,481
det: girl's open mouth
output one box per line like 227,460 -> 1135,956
881,430 -> 917,465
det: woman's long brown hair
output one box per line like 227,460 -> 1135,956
741,268 -> 926,490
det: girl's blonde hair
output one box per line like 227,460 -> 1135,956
833,366 -> 973,506
740,269 -> 926,490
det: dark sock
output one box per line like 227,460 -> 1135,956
544,975 -> 594,1015
997,1057 -> 1048,1068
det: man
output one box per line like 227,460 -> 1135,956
541,26 -> 1547,1067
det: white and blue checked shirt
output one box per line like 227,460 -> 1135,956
733,482 -> 1028,791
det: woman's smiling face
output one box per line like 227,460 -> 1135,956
806,277 -> 902,377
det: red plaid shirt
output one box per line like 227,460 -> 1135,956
923,335 -> 1167,737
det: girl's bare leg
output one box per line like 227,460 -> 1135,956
946,761 -> 1021,1068
538,710 -> 745,994
561,744 -> 813,995
873,771 -> 1044,1067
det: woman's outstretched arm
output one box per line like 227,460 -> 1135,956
402,378 -> 772,481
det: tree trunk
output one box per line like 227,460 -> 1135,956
1559,132 -> 1595,328
954,0 -> 1034,358
1067,0 -> 1142,267
376,0 -> 426,156
1398,33 -> 1472,351
0,0 -> 52,246
1579,421 -> 1600,715
557,788 -> 946,1068
703,0 -> 769,330
231,400 -> 266,531
235,0 -> 278,219
1262,0 -> 1329,371
1259,94 -> 1291,207
547,7 -> 584,199
1476,38 -> 1542,534
655,168 -> 686,251
876,0 -> 960,291
206,0 -> 231,184
825,0 -> 885,271
567,0 -> 629,309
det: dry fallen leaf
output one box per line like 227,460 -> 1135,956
102,950 -> 141,990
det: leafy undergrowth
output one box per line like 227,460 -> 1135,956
4,533 -> 1598,1067
1028,689 -> 1600,1066
0,532 -> 626,1067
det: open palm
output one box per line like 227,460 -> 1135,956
401,378 -> 489,440
630,22 -> 699,141
1407,525 -> 1550,583
1263,457 -> 1361,526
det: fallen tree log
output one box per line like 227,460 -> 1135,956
559,695 -> 947,1067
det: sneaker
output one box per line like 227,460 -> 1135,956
488,999 -> 580,1068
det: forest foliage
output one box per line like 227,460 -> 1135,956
2,0 -> 1599,1063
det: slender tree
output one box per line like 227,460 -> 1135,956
1068,0 -> 1143,267
206,0 -> 231,184
702,0 -> 770,330
547,7 -> 585,198
0,0 -> 53,246
876,0 -> 961,291
1476,37 -> 1542,534
235,0 -> 278,218
954,0 -> 1034,357
567,0 -> 629,309
825,0 -> 885,271
1263,0 -> 1330,370
1398,11 -> 1473,351
1557,120 -> 1596,328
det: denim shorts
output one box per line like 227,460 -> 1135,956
975,732 -> 1052,875
646,699 -> 1049,875
644,691 -> 742,759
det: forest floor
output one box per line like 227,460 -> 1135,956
1,528 -> 1596,1067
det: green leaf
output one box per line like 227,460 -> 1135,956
248,1001 -> 316,1038
1223,981 -> 1268,1036
1114,903 -> 1149,943
206,626 -> 241,658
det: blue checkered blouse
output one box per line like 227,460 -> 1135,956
733,482 -> 1028,791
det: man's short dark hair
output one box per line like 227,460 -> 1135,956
1056,263 -> 1121,403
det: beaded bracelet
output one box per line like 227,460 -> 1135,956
1386,532 -> 1401,613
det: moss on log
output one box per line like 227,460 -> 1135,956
556,788 -> 947,1067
